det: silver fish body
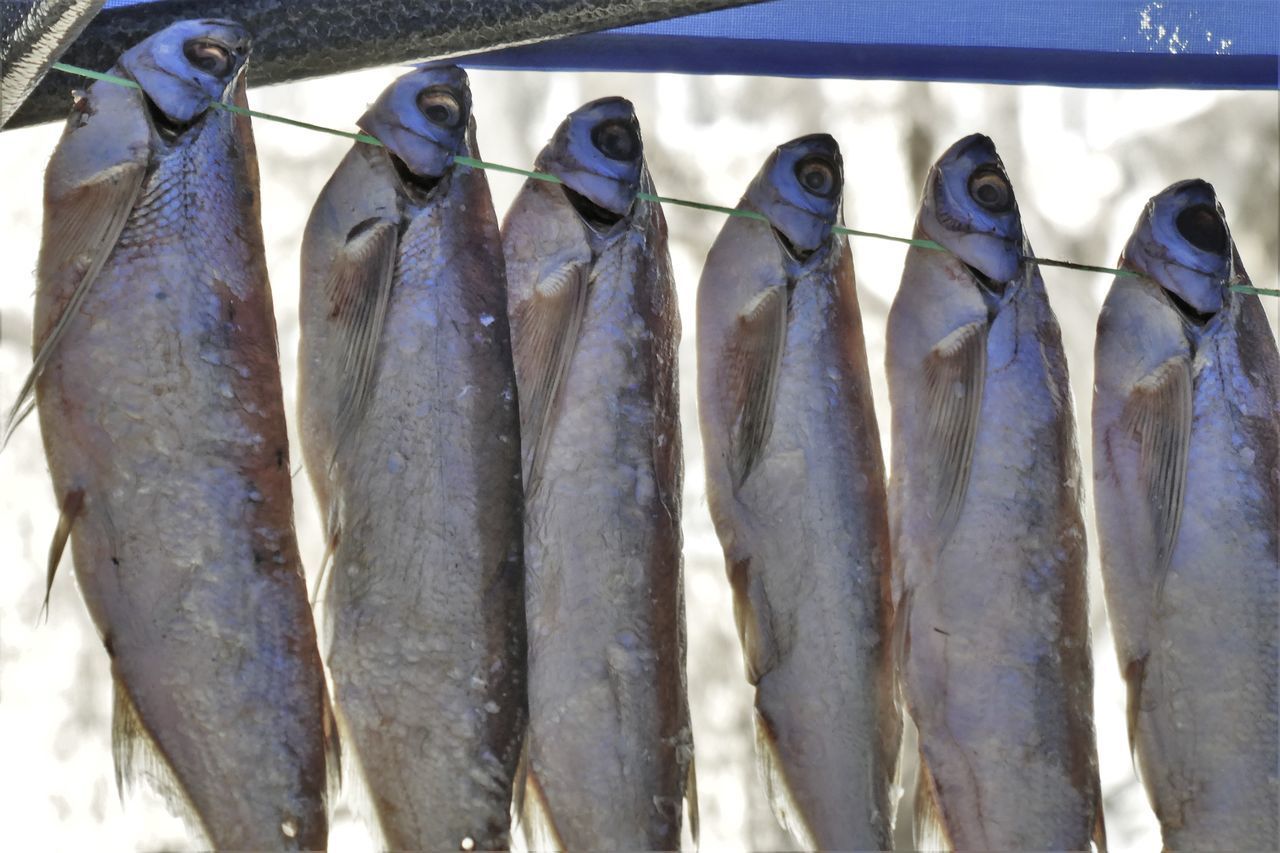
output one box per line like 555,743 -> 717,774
19,19 -> 333,849
1093,180 -> 1279,851
297,67 -> 526,850
697,134 -> 899,850
886,134 -> 1104,851
502,97 -> 694,850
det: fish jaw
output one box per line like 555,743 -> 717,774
744,132 -> 842,258
538,95 -> 643,221
120,18 -> 250,128
356,64 -> 470,182
1123,179 -> 1233,319
919,132 -> 1024,287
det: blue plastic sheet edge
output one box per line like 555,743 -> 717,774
457,33 -> 1278,89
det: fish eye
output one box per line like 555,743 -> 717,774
417,87 -> 463,128
967,166 -> 1013,213
183,39 -> 232,77
794,155 -> 839,198
1175,203 -> 1227,254
591,119 -> 639,161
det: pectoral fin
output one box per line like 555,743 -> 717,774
721,285 -> 788,490
4,160 -> 147,445
511,261 -> 589,488
684,755 -> 700,850
923,320 -> 987,541
727,556 -> 778,685
1122,356 -> 1192,601
324,217 -> 399,459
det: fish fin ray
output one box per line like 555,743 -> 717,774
684,753 -> 700,850
1122,356 -> 1192,602
511,260 -> 589,488
518,765 -> 566,852
891,588 -> 913,713
1123,652 -> 1149,763
727,556 -> 779,685
723,285 -> 787,489
913,752 -> 952,853
310,498 -> 341,610
41,489 -> 85,620
4,160 -> 147,447
323,692 -> 342,800
509,732 -> 529,834
1092,777 -> 1108,853
112,679 -> 210,843
923,320 -> 987,543
323,217 -> 399,461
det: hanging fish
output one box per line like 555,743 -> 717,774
1093,180 -> 1279,851
7,19 -> 334,849
886,134 -> 1104,851
502,97 -> 695,850
696,134 -> 900,850
297,65 -> 526,851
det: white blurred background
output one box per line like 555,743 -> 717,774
0,67 -> 1276,851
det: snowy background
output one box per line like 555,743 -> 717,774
0,65 -> 1276,851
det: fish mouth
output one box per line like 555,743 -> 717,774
772,226 -> 817,263
1163,286 -> 1216,327
143,92 -> 199,141
563,185 -> 627,230
963,261 -> 1007,300
390,152 -> 446,202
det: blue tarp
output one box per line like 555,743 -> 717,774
106,1 -> 1280,88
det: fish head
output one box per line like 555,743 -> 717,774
120,19 -> 250,136
1122,179 -> 1232,320
920,133 -> 1024,288
541,96 -> 644,231
746,133 -> 843,262
358,65 -> 471,196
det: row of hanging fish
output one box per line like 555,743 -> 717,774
7,17 -> 1276,852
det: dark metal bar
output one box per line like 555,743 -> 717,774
5,0 -> 765,130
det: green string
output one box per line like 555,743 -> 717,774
46,61 -> 1274,297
